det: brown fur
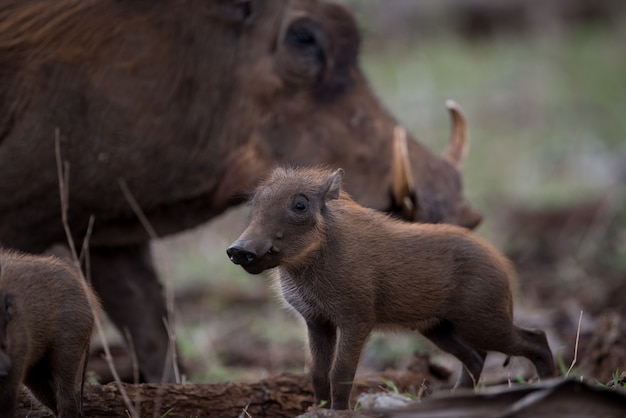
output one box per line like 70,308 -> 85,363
228,167 -> 556,410
0,251 -> 97,418
0,0 -> 480,381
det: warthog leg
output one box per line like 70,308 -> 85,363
89,244 -> 178,383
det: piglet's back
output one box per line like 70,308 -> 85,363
0,251 -> 95,339
329,196 -> 514,281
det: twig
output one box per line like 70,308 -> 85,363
55,129 -> 139,417
162,317 -> 179,381
123,327 -> 142,415
566,310 -> 583,378
55,128 -> 77,258
78,215 -> 95,268
117,179 -> 181,418
118,178 -> 180,384
82,218 -> 141,415
123,328 -> 141,385
239,403 -> 253,418
416,379 -> 427,402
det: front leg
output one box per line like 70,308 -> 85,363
306,319 -> 337,406
89,243 -> 178,383
331,325 -> 372,410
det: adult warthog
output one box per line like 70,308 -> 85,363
0,0 -> 481,382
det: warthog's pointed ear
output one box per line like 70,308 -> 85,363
322,168 -> 344,202
275,3 -> 358,97
275,14 -> 327,86
391,126 -> 416,221
443,100 -> 469,170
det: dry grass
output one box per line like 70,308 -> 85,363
55,129 -> 139,416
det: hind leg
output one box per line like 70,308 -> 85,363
50,340 -> 90,417
24,361 -> 58,414
423,322 -> 486,388
457,318 -> 556,381
511,327 -> 556,379
53,365 -> 82,418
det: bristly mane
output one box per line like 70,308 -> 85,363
0,0 -> 244,64
0,0 -> 153,139
0,0 -> 138,62
0,0 -> 224,141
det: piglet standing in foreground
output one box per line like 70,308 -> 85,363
0,251 -> 97,418
227,167 -> 556,410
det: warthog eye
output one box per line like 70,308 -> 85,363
293,201 -> 307,211
288,26 -> 317,50
291,195 -> 310,216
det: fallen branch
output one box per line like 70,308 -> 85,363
18,373 -> 315,418
18,374 -> 626,418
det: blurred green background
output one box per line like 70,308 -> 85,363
145,0 -> 626,384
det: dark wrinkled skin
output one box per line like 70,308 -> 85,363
0,0 -> 481,381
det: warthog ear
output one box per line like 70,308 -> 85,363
443,100 -> 469,170
275,14 -> 327,86
321,168 -> 344,202
391,126 -> 416,221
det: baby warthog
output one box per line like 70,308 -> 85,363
227,167 -> 556,410
0,251 -> 97,418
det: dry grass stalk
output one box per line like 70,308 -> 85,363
117,179 -> 180,384
118,179 -> 181,418
238,403 -> 253,418
566,310 -> 584,378
55,128 -> 139,417
416,379 -> 428,401
122,328 -> 141,385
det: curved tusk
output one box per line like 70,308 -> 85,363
391,125 -> 415,220
443,99 -> 469,170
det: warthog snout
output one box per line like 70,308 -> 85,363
226,246 -> 258,266
227,235 -> 280,275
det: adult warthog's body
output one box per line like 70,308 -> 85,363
0,0 -> 481,381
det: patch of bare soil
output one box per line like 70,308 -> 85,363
499,195 -> 626,384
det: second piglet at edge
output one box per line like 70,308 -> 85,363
227,167 -> 555,410
0,251 -> 98,418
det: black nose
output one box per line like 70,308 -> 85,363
226,246 -> 258,266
